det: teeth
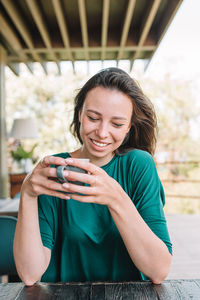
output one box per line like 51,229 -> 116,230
92,140 -> 108,147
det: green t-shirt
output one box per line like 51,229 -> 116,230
38,149 -> 172,282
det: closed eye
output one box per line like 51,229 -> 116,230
88,116 -> 98,121
113,123 -> 124,127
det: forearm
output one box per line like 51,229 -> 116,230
108,191 -> 172,284
14,190 -> 49,285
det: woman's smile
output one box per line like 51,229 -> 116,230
90,138 -> 111,148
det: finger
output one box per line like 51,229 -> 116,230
38,186 -> 70,200
62,182 -> 95,195
40,177 -> 69,193
39,166 -> 58,179
32,166 -> 58,183
65,158 -> 101,175
67,193 -> 93,203
31,172 -> 73,196
38,156 -> 67,169
62,170 -> 96,185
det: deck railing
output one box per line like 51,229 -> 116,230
156,161 -> 200,200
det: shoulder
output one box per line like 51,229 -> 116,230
120,149 -> 155,169
119,150 -> 158,184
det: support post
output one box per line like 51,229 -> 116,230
0,45 -> 9,198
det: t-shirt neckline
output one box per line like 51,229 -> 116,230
68,152 -> 117,170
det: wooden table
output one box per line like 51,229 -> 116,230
0,280 -> 200,299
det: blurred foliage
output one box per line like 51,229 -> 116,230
6,66 -> 88,160
11,143 -> 38,162
5,64 -> 200,213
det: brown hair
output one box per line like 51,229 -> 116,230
70,67 -> 157,155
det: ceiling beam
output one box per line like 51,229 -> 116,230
7,62 -> 20,76
78,0 -> 89,61
19,45 -> 156,54
0,13 -> 22,52
156,0 -> 183,47
101,0 -> 110,61
7,44 -> 156,64
71,61 -> 75,74
52,0 -> 74,62
25,0 -> 52,49
117,0 -> 136,61
1,0 -> 46,73
40,61 -> 48,75
146,0 -> 183,68
25,62 -> 34,74
132,0 -> 161,60
25,0 -> 60,73
1,0 -> 34,49
0,12 -> 34,74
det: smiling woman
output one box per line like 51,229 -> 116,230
14,68 -> 172,286
76,87 -> 133,166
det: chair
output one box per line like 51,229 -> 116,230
0,216 -> 18,281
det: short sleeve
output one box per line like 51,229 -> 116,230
38,194 -> 58,250
130,152 -> 172,255
128,152 -> 172,281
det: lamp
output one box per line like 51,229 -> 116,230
9,118 -> 38,139
9,118 -> 39,173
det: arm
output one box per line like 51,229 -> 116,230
108,189 -> 172,284
14,189 -> 51,286
14,156 -> 70,286
60,157 -> 172,284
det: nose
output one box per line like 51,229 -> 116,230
95,122 -> 109,139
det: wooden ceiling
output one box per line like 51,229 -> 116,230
0,0 -> 183,74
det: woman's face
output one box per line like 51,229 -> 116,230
78,86 -> 133,165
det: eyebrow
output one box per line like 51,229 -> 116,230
86,109 -> 128,120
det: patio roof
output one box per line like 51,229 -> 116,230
0,0 -> 183,74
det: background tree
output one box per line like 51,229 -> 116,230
5,65 -> 200,213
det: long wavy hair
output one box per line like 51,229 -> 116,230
70,67 -> 157,155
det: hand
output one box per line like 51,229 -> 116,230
61,158 -> 125,208
21,156 -> 71,200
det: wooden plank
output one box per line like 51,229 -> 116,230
123,282 -> 158,299
153,281 -> 182,299
78,0 -> 89,61
170,280 -> 200,300
0,283 -> 24,300
18,282 -> 91,299
117,0 -> 136,60
166,214 -> 200,280
101,0 -> 110,61
181,280 -> 200,299
62,283 -> 90,300
154,280 -> 200,300
90,283 -> 105,299
1,281 -> 200,299
105,283 -> 123,300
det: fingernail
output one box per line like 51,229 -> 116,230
66,158 -> 73,163
63,183 -> 69,189
63,171 -> 68,176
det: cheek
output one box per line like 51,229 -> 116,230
80,118 -> 95,134
113,128 -> 130,142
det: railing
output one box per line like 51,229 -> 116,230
156,161 -> 200,200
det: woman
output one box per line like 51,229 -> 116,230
14,68 -> 172,285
